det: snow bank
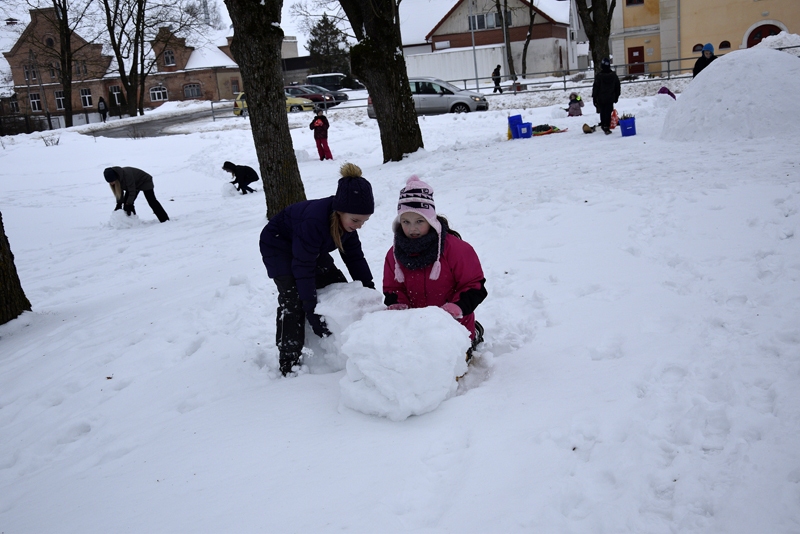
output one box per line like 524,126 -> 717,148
756,31 -> 800,57
661,47 -> 800,141
339,307 -> 471,421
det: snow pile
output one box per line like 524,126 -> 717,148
661,47 -> 800,141
756,31 -> 800,57
304,282 -> 385,372
339,307 -> 471,421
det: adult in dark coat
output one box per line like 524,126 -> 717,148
222,161 -> 259,194
592,57 -> 621,135
693,43 -> 717,78
309,110 -> 333,161
97,97 -> 108,123
491,65 -> 503,94
104,167 -> 169,222
259,162 -> 375,375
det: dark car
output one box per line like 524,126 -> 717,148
284,86 -> 337,108
298,84 -> 349,105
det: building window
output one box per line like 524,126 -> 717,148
469,11 -> 510,30
164,50 -> 175,66
80,88 -> 93,107
626,0 -> 644,5
24,65 -> 38,81
30,93 -> 42,112
184,83 -> 202,98
150,86 -> 168,102
231,79 -> 239,94
10,99 -> 19,113
110,85 -> 122,105
55,90 -> 65,110
719,40 -> 731,50
50,62 -> 57,79
45,37 -> 55,47
692,43 -> 703,53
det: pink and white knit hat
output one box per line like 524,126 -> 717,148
392,175 -> 443,282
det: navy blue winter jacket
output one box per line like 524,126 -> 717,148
259,196 -> 373,306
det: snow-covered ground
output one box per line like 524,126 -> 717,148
1,40 -> 799,533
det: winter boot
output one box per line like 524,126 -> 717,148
582,123 -> 595,134
279,351 -> 302,376
603,126 -> 612,135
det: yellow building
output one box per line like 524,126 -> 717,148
609,0 -> 800,76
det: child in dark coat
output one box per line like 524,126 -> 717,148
592,57 -> 621,135
259,163 -> 374,375
104,167 -> 169,222
222,161 -> 259,194
383,176 -> 487,360
310,110 -> 333,161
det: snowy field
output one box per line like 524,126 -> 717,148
1,40 -> 800,533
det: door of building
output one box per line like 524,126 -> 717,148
627,46 -> 645,74
747,25 -> 781,48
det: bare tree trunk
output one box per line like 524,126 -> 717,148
0,212 -> 32,326
521,7 -> 536,78
496,0 -> 516,81
339,0 -> 423,163
575,0 -> 616,72
225,0 -> 306,218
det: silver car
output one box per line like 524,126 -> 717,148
367,77 -> 488,118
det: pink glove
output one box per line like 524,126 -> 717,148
387,303 -> 409,311
441,302 -> 463,319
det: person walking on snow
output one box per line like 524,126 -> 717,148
104,166 -> 169,222
222,161 -> 259,194
259,163 -> 375,376
491,65 -> 503,94
693,43 -> 717,78
592,57 -> 621,135
383,176 -> 488,360
310,109 -> 333,161
97,97 -> 108,123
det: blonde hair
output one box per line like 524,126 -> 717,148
108,181 -> 122,202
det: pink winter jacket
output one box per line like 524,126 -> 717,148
383,234 -> 486,339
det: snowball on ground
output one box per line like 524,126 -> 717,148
661,47 -> 800,141
339,307 -> 471,422
299,282 -> 386,373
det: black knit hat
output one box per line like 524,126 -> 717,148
103,168 -> 118,182
222,161 -> 236,172
332,163 -> 374,215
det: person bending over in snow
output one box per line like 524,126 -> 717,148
222,161 -> 259,194
104,166 -> 169,222
259,163 -> 375,376
383,176 -> 487,361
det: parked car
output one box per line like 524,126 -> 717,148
305,73 -> 365,91
367,77 -> 488,118
295,84 -> 349,105
233,92 -> 315,116
284,86 -> 337,108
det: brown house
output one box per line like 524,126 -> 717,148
1,8 -> 247,129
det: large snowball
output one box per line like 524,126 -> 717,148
339,307 -> 471,421
661,47 -> 800,141
303,282 -> 385,373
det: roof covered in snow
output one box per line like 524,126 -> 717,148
399,0 -> 570,46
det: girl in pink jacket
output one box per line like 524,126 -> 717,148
383,176 -> 487,358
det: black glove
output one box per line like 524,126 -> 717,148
361,280 -> 376,290
115,202 -> 122,211
307,313 -> 332,338
123,204 -> 135,216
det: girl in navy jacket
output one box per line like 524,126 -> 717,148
260,163 -> 374,375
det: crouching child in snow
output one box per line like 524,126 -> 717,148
104,166 -> 169,222
259,163 -> 376,376
222,161 -> 259,194
566,92 -> 584,116
383,176 -> 487,360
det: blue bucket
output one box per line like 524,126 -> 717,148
508,115 -> 523,138
620,117 -> 636,137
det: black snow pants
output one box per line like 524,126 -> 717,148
273,260 -> 346,373
597,102 -> 614,131
143,189 -> 169,222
